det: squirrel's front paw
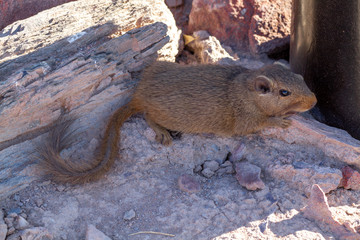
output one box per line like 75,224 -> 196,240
280,118 -> 292,128
155,131 -> 173,146
269,116 -> 292,129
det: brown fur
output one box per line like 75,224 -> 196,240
39,61 -> 317,183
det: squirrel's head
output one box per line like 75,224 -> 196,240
245,62 -> 317,117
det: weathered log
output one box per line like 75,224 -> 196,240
0,0 -> 181,199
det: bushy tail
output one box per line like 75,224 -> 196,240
38,103 -> 137,184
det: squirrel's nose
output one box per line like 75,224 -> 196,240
309,93 -> 317,108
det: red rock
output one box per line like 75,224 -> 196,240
249,0 -> 291,54
340,166 -> 360,190
178,174 -> 201,193
235,162 -> 265,191
0,0 -> 77,30
166,0 -> 193,33
188,0 -> 291,54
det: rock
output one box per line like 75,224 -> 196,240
13,195 -> 20,202
123,209 -> 136,221
229,143 -> 247,162
203,160 -> 220,172
4,218 -> 13,228
248,0 -> 291,55
1,0 -> 180,64
220,161 -> 232,168
269,162 -> 342,194
7,227 -> 52,240
235,162 -> 265,191
224,166 -> 235,174
85,224 -> 111,240
0,210 -> 6,240
0,0 -> 77,30
340,166 -> 360,190
186,31 -> 237,64
178,174 -> 201,193
262,115 -> 360,170
35,199 -> 44,208
166,0 -> 193,33
258,221 -> 268,233
165,0 -> 184,8
0,223 -> 6,240
216,160 -> 235,176
188,0 -> 291,54
201,168 -> 215,178
302,184 -> 360,239
14,216 -> 30,230
193,165 -> 203,173
0,0 -> 181,200
7,227 -> 15,236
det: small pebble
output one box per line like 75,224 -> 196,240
224,166 -> 234,174
35,199 -> 44,207
14,216 -> 30,230
13,195 -> 20,202
202,168 -> 215,178
56,185 -> 66,192
7,227 -> 15,235
221,161 -> 233,168
259,221 -> 268,233
235,161 -> 265,191
194,165 -> 203,173
178,174 -> 201,193
123,209 -> 136,221
203,160 -> 220,172
216,168 -> 227,176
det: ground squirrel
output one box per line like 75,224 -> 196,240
38,61 -> 317,183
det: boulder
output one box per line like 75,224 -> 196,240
188,0 -> 291,55
0,0 -> 181,199
0,0 -> 77,30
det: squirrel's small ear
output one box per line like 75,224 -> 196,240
253,75 -> 273,94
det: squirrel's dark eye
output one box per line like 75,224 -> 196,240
279,89 -> 291,97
